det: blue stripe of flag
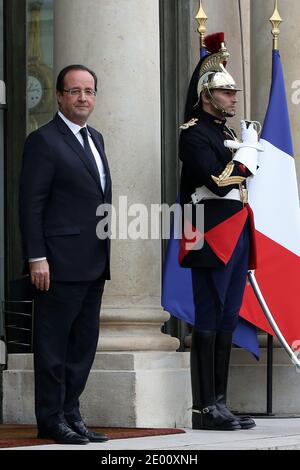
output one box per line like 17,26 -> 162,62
261,50 -> 294,157
200,47 -> 208,59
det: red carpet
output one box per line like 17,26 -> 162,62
0,425 -> 185,448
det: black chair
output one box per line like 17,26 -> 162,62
3,277 -> 35,354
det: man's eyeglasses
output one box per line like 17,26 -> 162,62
63,88 -> 97,97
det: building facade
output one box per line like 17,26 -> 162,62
1,0 -> 300,425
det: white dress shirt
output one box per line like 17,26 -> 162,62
29,112 -> 106,263
58,111 -> 106,192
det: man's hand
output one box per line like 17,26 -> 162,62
29,260 -> 50,291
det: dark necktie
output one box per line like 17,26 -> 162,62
80,127 -> 101,184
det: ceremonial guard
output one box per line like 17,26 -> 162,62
179,33 -> 263,430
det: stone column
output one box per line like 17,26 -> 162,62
52,0 -> 189,428
54,0 -> 178,353
251,0 -> 300,181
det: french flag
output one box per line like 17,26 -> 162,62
240,50 -> 300,347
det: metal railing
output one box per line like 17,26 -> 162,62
2,300 -> 34,353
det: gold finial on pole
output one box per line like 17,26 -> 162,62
195,1 -> 207,50
270,0 -> 282,50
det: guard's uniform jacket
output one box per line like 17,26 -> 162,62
179,110 -> 257,269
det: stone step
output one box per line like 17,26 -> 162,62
3,348 -> 300,427
6,351 -> 190,371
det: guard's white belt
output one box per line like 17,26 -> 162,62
191,186 -> 242,204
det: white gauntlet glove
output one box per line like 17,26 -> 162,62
224,120 -> 264,175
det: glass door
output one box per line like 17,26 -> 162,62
27,0 -> 54,134
0,0 -> 5,340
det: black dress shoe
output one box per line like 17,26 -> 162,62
216,404 -> 256,430
192,405 -> 241,431
37,422 -> 89,445
69,421 -> 109,443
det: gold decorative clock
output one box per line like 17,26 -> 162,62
27,62 -> 53,114
28,74 -> 43,110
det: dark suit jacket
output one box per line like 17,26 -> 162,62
19,113 -> 112,282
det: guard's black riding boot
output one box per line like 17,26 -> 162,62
215,331 -> 256,430
191,330 -> 241,431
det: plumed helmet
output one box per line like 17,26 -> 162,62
184,32 -> 241,121
198,32 -> 241,96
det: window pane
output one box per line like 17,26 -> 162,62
0,0 -> 3,80
0,110 -> 4,304
27,0 -> 54,133
0,0 -> 3,337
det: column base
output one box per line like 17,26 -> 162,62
5,348 -> 298,426
98,305 -> 180,352
3,352 -> 191,428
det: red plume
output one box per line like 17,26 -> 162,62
205,32 -> 225,54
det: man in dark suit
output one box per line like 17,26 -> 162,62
19,65 -> 112,445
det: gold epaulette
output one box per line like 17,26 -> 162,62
211,161 -> 246,187
180,118 -> 198,130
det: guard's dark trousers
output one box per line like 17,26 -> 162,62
190,221 -> 255,430
191,330 -> 241,430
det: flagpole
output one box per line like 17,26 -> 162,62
248,0 -> 300,370
248,272 -> 300,369
195,0 -> 207,51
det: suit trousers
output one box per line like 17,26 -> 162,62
191,220 -> 250,332
33,278 -> 105,430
